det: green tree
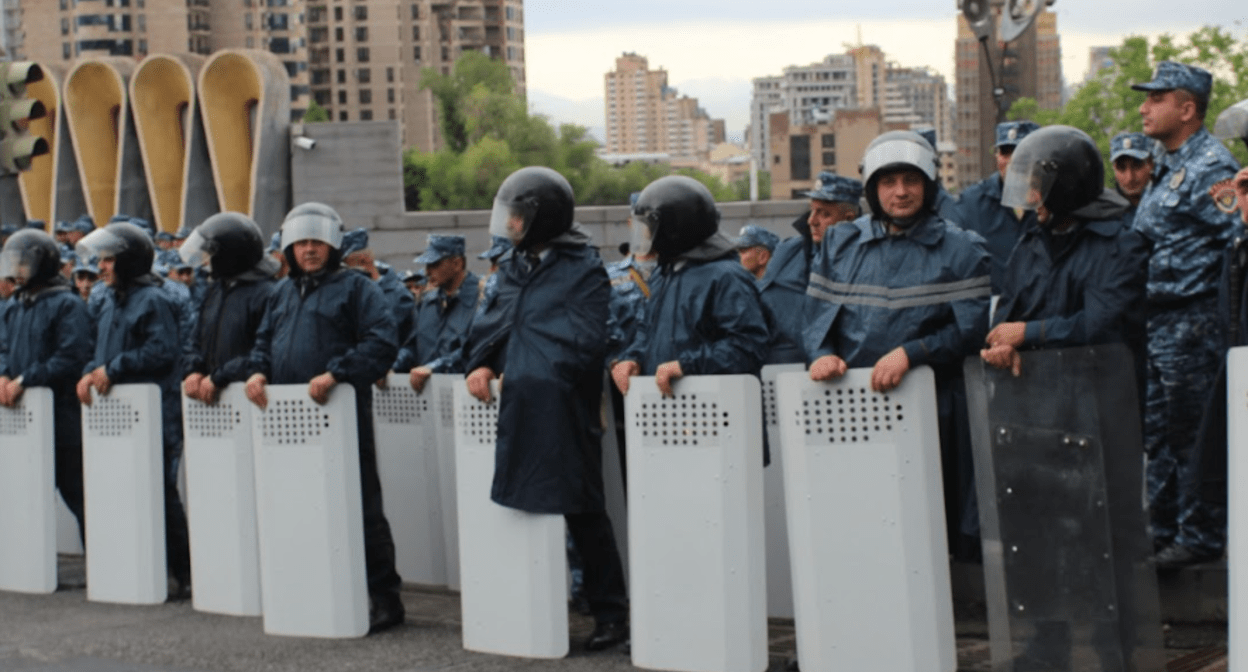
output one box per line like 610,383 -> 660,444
1008,26 -> 1248,183
405,53 -> 742,211
302,100 -> 330,123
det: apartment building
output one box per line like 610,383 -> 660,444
603,53 -> 725,163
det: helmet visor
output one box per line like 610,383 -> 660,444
629,206 -> 661,258
178,229 -> 216,269
0,245 -> 38,281
489,196 -> 538,243
75,226 -> 134,261
1000,148 -> 1059,210
280,213 -> 343,250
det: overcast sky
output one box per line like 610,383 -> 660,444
521,2 -> 1247,143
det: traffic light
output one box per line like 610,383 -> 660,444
0,62 -> 50,176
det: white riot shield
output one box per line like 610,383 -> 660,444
626,375 -> 767,672
966,346 -> 1163,672
0,387 -> 57,594
1227,346 -> 1248,672
373,373 -> 446,586
430,374 -> 460,590
82,384 -> 166,605
251,384 -> 368,638
775,367 -> 955,672
182,386 -> 261,616
760,363 -> 804,619
600,378 -> 630,585
454,381 -> 569,658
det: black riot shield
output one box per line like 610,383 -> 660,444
965,345 -> 1164,672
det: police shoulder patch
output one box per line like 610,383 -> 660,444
1209,178 -> 1239,214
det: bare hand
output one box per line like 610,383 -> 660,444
985,322 -> 1026,349
466,367 -> 496,403
199,376 -> 219,404
870,348 -> 910,392
0,376 -> 17,407
374,376 -> 387,389
654,360 -> 683,398
611,361 -> 640,395
245,373 -> 268,409
183,373 -> 205,400
981,343 -> 1023,376
89,366 -> 111,396
1233,167 -> 1248,224
308,372 -> 337,405
809,355 -> 848,381
409,366 -> 433,393
0,376 -> 11,407
77,375 -> 94,405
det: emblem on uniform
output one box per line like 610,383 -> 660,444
1169,167 -> 1186,190
1123,138 -> 1133,149
1210,178 -> 1239,214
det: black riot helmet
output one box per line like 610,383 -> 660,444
180,212 -> 266,279
1001,125 -> 1103,220
489,166 -> 575,250
630,175 -> 720,261
860,130 -> 939,226
75,221 -> 154,284
0,229 -> 62,287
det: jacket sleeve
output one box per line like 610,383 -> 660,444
244,288 -> 281,380
104,294 -> 180,383
803,232 -> 848,362
1022,231 -> 1149,348
210,282 -> 276,387
325,278 -> 398,386
392,325 -> 420,372
899,239 -> 992,368
21,297 -> 93,388
677,272 -> 769,375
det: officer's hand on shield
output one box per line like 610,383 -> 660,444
467,366 -> 496,403
809,354 -> 848,381
871,348 -> 910,392
981,343 -> 1023,377
308,372 -> 337,405
409,366 -> 433,393
985,322 -> 1026,349
89,366 -> 111,396
245,373 -> 268,410
654,360 -> 684,398
0,376 -> 14,407
198,376 -> 219,404
76,374 -> 94,405
611,360 -> 640,395
1234,166 -> 1248,223
183,373 -> 205,400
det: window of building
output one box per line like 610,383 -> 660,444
386,67 -> 394,83
244,13 -> 253,29
61,0 -> 68,9
270,37 -> 291,53
339,111 -> 348,121
360,110 -> 373,121
389,109 -> 396,120
359,89 -> 372,104
412,26 -> 419,41
506,26 -> 514,40
335,48 -> 344,63
335,27 -> 343,41
355,27 -> 368,42
441,46 -> 448,60
63,42 -> 71,59
137,14 -> 145,31
356,68 -> 370,83
357,47 -> 369,62
246,36 -> 255,48
789,136 -> 811,180
413,46 -> 421,61
61,18 -> 69,35
506,46 -> 515,61
269,13 -> 288,30
314,90 -> 330,105
334,6 -> 343,21
337,69 -> 346,83
505,5 -> 514,20
353,5 -> 367,20
821,133 -> 835,148
338,90 -> 346,104
386,88 -> 394,103
411,3 -> 419,19
822,152 -> 835,166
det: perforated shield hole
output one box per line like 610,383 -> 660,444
458,396 -> 497,447
186,401 -> 244,439
0,406 -> 33,436
438,387 -> 455,426
373,387 -> 430,425
634,392 -> 728,448
85,396 -> 140,437
763,378 -> 780,428
260,398 -> 332,445
796,386 -> 904,444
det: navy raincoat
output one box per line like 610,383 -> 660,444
394,271 -> 480,373
758,213 -> 818,364
463,230 -> 610,515
957,174 -> 1038,291
182,263 -> 279,388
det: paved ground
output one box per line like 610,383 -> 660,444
0,557 -> 1228,672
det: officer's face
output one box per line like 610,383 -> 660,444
738,246 -> 770,277
292,239 -> 331,274
807,200 -> 854,243
171,267 -> 194,287
1140,90 -> 1191,141
995,146 -> 1015,180
1114,156 -> 1154,198
876,170 -> 926,220
98,256 -> 116,287
65,230 -> 85,246
425,255 -> 464,289
74,273 -> 95,299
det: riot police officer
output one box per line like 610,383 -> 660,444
735,224 -> 779,280
397,234 -> 479,391
0,229 -> 94,544
74,222 -> 192,599
462,166 -> 629,652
